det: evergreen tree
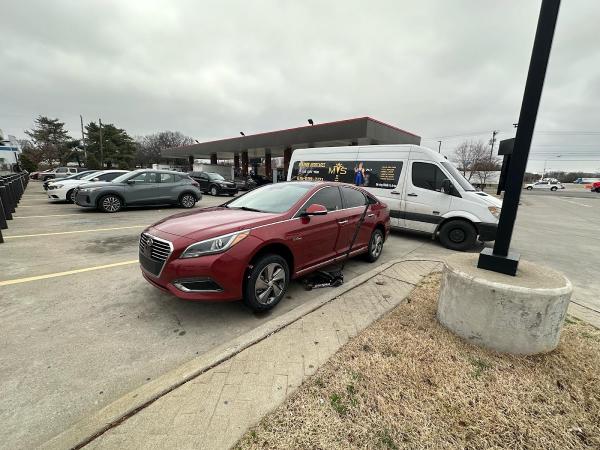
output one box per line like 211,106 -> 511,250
85,121 -> 136,169
24,116 -> 73,165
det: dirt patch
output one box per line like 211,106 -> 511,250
236,274 -> 600,449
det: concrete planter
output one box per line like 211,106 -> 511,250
437,253 -> 572,355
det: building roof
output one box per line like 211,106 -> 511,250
161,117 -> 420,160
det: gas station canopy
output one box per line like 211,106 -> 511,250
161,117 -> 420,161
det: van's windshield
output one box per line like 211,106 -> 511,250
441,162 -> 476,191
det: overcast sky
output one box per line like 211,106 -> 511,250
2,0 -> 599,173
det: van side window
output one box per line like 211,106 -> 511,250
411,162 -> 447,192
300,187 -> 342,213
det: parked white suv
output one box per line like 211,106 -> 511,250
525,180 -> 564,191
46,170 -> 129,202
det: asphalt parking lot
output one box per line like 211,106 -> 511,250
1,183 -> 599,449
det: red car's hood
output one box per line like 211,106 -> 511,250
152,207 -> 282,242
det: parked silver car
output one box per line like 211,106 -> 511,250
74,169 -> 202,212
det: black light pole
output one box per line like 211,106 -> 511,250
478,0 -> 561,276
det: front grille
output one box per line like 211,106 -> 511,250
139,233 -> 172,276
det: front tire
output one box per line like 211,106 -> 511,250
526,186 -> 533,190
66,189 -> 75,203
438,220 -> 477,251
365,229 -> 384,262
179,193 -> 197,208
210,185 -> 219,196
244,254 -> 289,312
551,186 -> 557,191
98,194 -> 122,213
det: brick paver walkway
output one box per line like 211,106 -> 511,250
85,260 -> 441,449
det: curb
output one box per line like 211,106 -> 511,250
40,258 -> 419,450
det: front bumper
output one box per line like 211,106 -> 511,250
74,190 -> 96,207
46,186 -> 69,200
476,222 -> 498,241
139,228 -> 255,302
216,185 -> 238,195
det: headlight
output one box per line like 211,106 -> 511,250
488,206 -> 501,219
180,230 -> 250,258
80,187 -> 103,193
53,184 -> 64,189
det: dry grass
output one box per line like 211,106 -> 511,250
236,274 -> 600,450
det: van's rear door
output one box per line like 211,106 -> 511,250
355,147 -> 408,229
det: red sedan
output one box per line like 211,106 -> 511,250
139,181 -> 390,311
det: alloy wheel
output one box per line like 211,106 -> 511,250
254,263 -> 285,305
371,233 -> 383,258
102,196 -> 121,212
69,190 -> 76,203
211,186 -> 218,196
181,194 -> 195,208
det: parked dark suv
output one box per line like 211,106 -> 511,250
188,172 -> 238,196
74,169 -> 202,212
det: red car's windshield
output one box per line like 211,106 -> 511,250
226,182 -> 313,213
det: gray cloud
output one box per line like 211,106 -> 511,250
2,0 -> 599,172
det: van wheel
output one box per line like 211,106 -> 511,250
438,220 -> 477,251
244,254 -> 289,312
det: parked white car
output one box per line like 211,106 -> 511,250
46,170 -> 129,202
525,180 -> 564,191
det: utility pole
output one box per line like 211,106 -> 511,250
80,115 -> 87,161
489,130 -> 499,158
437,140 -> 442,153
99,118 -> 104,168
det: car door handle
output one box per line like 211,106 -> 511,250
338,219 -> 348,224
407,193 -> 418,197
391,191 -> 400,195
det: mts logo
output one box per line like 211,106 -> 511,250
328,163 -> 347,175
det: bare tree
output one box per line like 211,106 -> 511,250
135,131 -> 194,168
453,139 -> 501,187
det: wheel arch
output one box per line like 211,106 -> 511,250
247,241 -> 295,277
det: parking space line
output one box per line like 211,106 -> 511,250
0,260 -> 139,287
4,225 -> 146,239
557,198 -> 592,208
14,214 -> 83,219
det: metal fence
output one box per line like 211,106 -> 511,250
0,172 -> 29,244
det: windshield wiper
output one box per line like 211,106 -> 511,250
233,206 -> 263,212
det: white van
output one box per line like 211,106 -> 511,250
287,144 -> 502,251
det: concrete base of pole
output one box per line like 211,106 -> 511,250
437,253 -> 572,355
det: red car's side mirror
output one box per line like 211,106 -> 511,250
304,203 -> 327,216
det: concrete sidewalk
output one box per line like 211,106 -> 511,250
45,259 -> 441,450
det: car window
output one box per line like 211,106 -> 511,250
160,173 -> 175,183
300,187 -> 342,213
411,162 -> 447,192
199,173 -> 208,180
98,172 -> 122,181
129,172 -> 159,183
57,167 -> 67,173
341,186 -> 367,208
